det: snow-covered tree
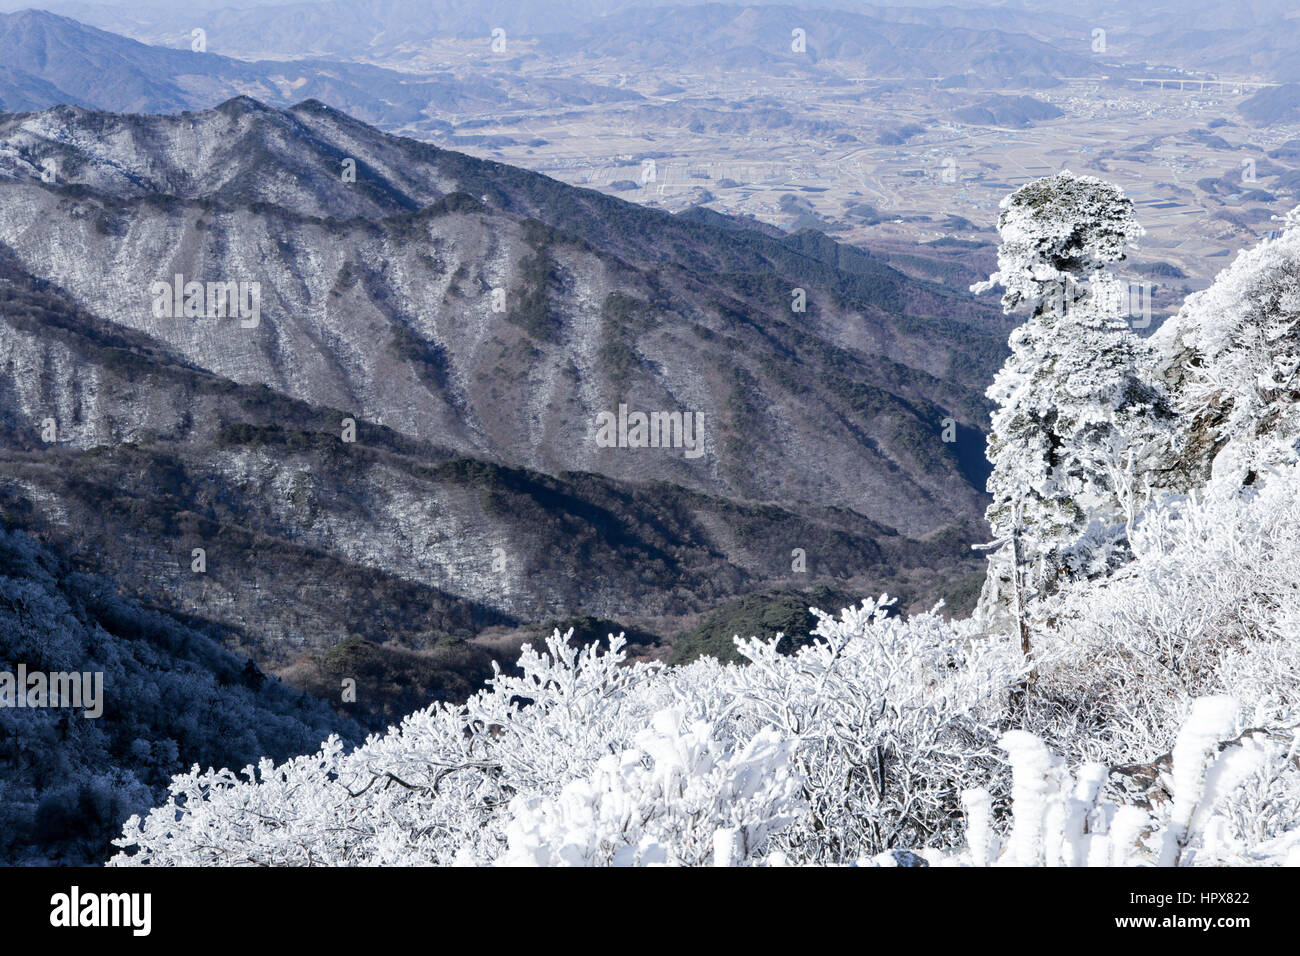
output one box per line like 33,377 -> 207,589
971,171 -> 1174,632
1151,205 -> 1300,492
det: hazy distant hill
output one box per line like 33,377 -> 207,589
1240,83 -> 1300,127
53,0 -> 625,59
535,3 -> 1105,86
38,0 -> 1300,90
0,9 -> 211,112
1127,15 -> 1300,84
0,62 -> 82,112
951,94 -> 1064,128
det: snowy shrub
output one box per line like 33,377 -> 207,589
109,579 -> 1298,867
1037,464 -> 1300,756
499,709 -> 803,866
922,698 -> 1297,867
111,606 -> 1025,866
725,598 -> 1025,862
112,632 -> 670,866
110,605 -> 1300,867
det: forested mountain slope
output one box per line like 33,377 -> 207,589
0,520 -> 361,864
0,97 -> 1001,724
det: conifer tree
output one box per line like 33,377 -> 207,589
971,171 -> 1173,628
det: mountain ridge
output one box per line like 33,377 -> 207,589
0,94 -> 1001,725
0,95 -> 1005,530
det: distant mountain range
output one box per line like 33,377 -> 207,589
1121,10 -> 1300,85
532,4 -> 1104,87
7,2 -> 1107,89
0,9 -> 640,117
50,0 -> 628,59
6,1 -> 1299,114
9,2 -> 1300,140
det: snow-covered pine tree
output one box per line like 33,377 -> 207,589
971,171 -> 1174,631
